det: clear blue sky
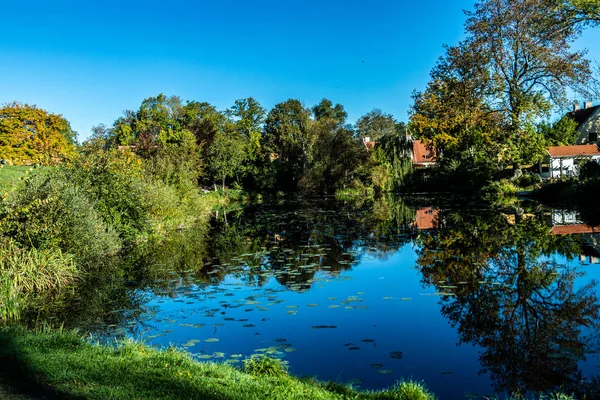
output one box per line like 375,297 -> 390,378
0,0 -> 598,141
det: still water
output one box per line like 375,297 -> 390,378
50,198 -> 600,398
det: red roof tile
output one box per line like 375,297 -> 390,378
546,144 -> 600,157
414,208 -> 439,230
413,140 -> 435,165
550,225 -> 600,235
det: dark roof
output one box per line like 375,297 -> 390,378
567,105 -> 600,128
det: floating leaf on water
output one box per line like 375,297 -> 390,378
224,318 -> 235,321
343,343 -> 354,347
212,323 -> 224,327
243,324 -> 256,328
286,305 -> 298,309
435,292 -> 457,297
193,324 -> 206,328
441,371 -> 453,375
356,292 -> 365,295
213,352 -> 225,358
348,347 -> 360,351
389,351 -> 403,359
311,325 -> 337,329
328,297 -> 337,301
238,319 -> 249,322
198,354 -> 213,359
285,348 -> 296,353
361,339 -> 375,343
383,297 -> 394,300
400,298 -> 412,301
254,348 -> 268,353
327,305 -> 340,309
378,369 -> 393,375
205,338 -> 219,343
370,363 -> 383,369
230,354 -> 243,358
275,338 -> 287,342
286,310 -> 297,315
307,303 -> 318,307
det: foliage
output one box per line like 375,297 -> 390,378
299,119 -> 365,194
0,167 -> 121,265
538,116 -> 579,146
355,109 -> 396,140
263,99 -> 312,189
0,102 -> 76,165
579,160 -> 600,181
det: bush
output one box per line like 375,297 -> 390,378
516,173 -> 542,188
0,168 -> 121,266
579,160 -> 600,182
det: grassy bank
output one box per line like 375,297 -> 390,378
0,166 -> 31,193
0,327 -> 436,400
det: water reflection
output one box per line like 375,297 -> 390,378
22,196 -> 600,397
416,207 -> 600,395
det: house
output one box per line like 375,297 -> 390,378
543,143 -> 600,179
412,139 -> 435,167
568,101 -> 600,144
362,136 -> 376,151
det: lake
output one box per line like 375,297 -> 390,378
37,196 -> 600,398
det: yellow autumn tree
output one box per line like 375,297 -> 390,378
0,102 -> 77,165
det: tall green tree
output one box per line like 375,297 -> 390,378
355,109 -> 396,140
263,99 -> 312,189
311,99 -> 348,125
227,98 -> 266,184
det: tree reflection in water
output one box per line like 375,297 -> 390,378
416,207 -> 600,396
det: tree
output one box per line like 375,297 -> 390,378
311,99 -> 347,125
538,116 -> 579,146
465,0 -> 591,142
0,102 -> 77,164
299,119 -> 365,194
263,99 -> 312,189
227,98 -> 266,184
205,127 -> 247,191
355,109 -> 396,140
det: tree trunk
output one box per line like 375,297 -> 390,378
222,176 -> 225,191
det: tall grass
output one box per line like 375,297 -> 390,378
0,239 -> 77,321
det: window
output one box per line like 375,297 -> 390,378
589,132 -> 598,142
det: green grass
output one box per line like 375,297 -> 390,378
0,166 -> 31,193
0,327 -> 437,400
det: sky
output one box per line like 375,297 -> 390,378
0,0 -> 598,141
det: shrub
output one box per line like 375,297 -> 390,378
0,168 -> 121,265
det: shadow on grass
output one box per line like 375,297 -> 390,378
0,328 -> 235,400
0,329 -> 85,400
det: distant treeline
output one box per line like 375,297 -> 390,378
1,97 -> 415,195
